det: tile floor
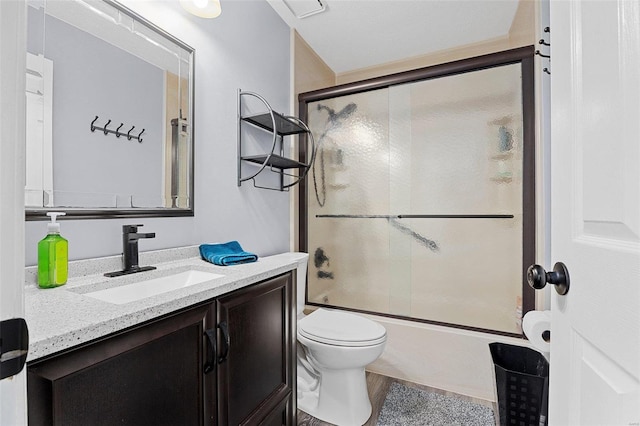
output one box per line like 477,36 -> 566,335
296,372 -> 496,426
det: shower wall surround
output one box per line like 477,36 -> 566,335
300,48 -> 535,335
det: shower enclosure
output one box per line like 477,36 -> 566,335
298,47 -> 535,336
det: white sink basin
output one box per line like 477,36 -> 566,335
84,270 -> 224,305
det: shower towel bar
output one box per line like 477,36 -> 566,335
315,214 -> 514,219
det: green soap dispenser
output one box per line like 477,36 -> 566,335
38,212 -> 68,288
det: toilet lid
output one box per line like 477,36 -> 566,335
298,308 -> 387,347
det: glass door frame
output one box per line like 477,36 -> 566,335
297,46 -> 536,337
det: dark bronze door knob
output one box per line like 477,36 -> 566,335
527,262 -> 570,295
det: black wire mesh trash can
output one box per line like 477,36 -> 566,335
489,343 -> 549,426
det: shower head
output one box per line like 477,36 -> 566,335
317,102 -> 357,124
338,103 -> 357,119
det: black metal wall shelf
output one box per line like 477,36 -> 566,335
241,154 -> 308,170
242,112 -> 309,136
237,89 -> 315,191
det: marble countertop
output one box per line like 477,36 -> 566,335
25,247 -> 306,362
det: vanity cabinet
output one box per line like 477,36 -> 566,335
27,302 -> 214,425
27,272 -> 294,426
216,272 -> 295,425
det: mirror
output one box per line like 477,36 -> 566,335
25,0 -> 194,219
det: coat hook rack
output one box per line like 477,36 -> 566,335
90,116 -> 146,143
537,26 -> 551,75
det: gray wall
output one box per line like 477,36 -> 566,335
25,0 -> 291,265
40,13 -> 164,203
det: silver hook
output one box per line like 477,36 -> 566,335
90,116 -> 99,132
103,119 -> 111,135
535,50 -> 550,59
127,126 -> 135,140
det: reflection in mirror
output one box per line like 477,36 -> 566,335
25,0 -> 194,218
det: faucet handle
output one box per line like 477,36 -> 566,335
122,224 -> 144,233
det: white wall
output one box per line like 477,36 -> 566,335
25,0 -> 292,265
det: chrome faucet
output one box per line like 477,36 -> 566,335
104,224 -> 156,277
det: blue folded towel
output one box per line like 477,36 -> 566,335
199,241 -> 258,266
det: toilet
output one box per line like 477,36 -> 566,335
292,253 -> 387,426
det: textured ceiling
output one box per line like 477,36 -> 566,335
267,0 -> 520,74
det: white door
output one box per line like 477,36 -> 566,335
0,0 -> 28,424
549,0 -> 640,424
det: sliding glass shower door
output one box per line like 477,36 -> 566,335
301,50 -> 535,335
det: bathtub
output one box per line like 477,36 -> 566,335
358,312 -> 532,402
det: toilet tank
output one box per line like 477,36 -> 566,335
290,252 -> 309,316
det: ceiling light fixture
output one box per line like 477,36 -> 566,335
179,0 -> 221,18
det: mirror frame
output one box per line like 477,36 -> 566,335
25,0 -> 195,221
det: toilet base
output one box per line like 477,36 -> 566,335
298,367 -> 372,426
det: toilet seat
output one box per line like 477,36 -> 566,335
298,308 -> 387,347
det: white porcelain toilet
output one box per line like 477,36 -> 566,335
291,253 -> 387,426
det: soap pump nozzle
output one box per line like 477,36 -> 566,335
46,212 -> 66,234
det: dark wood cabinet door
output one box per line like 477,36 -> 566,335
28,303 -> 216,426
215,273 -> 294,426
